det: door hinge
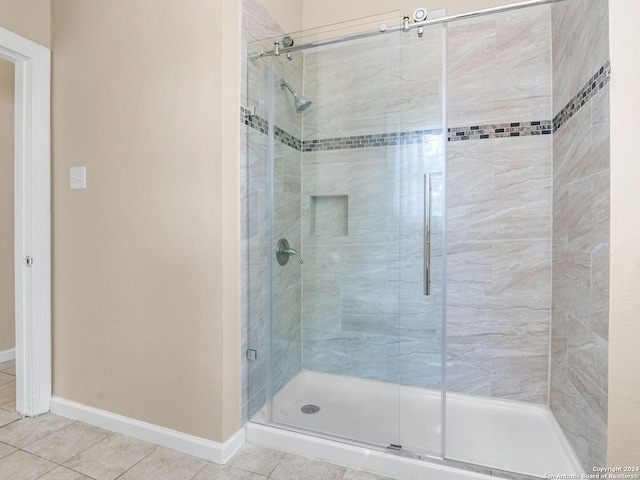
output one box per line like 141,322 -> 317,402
25,256 -> 34,267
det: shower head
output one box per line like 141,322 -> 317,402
280,79 -> 312,113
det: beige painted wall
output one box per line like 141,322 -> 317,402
302,0 -> 533,30
0,58 -> 14,353
51,0 -> 241,443
257,0 -> 532,33
0,0 -> 50,354
607,0 -> 640,466
0,0 -> 50,47
257,0 -> 303,33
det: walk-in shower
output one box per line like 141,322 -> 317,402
242,0 -> 610,477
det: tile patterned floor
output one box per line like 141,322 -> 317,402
0,360 -> 393,480
0,360 -> 16,413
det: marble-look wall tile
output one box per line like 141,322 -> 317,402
567,319 -> 608,397
242,0 -> 304,420
303,22 -> 447,141
242,0 -> 283,108
272,142 -> 303,394
567,363 -> 607,425
390,336 -> 443,388
448,6 -> 551,127
244,126 -> 272,420
301,133 -> 444,388
550,378 -> 591,466
552,105 -> 591,201
550,1 -> 610,468
273,53 -> 305,141
446,342 -> 491,396
491,355 -> 548,403
588,409 -> 608,470
552,249 -> 591,321
590,252 -> 609,341
242,0 -> 283,45
551,0 -> 609,114
302,328 -> 393,382
448,137 -> 552,243
400,26 -> 445,132
245,1 -> 559,417
303,36 -> 403,141
592,84 -> 610,168
567,170 -> 609,254
447,17 -> 498,126
446,135 -> 552,403
272,254 -> 302,393
446,305 -> 547,341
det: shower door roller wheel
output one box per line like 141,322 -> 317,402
282,35 -> 294,48
413,8 -> 427,22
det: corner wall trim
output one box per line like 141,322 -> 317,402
0,348 -> 16,363
50,397 -> 245,464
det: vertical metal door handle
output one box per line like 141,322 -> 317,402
424,174 -> 431,296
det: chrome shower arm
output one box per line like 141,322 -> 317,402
280,79 -> 295,95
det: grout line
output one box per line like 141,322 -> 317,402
187,459 -> 209,480
111,444 -> 160,480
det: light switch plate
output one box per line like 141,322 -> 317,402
70,166 -> 86,190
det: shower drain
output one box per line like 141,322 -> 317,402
301,404 -> 321,414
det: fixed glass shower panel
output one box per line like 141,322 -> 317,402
444,4 -> 563,477
247,13 -> 446,458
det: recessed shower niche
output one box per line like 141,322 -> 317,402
309,195 -> 348,236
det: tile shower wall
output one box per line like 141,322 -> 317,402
550,0 -> 610,470
301,27 -> 446,387
301,6 -> 554,402
446,137 -> 552,402
242,3 -> 610,433
241,0 -> 304,421
448,7 -> 552,128
445,6 -> 552,403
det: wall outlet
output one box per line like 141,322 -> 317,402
70,166 -> 86,190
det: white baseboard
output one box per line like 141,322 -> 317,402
50,397 -> 245,464
0,348 -> 15,363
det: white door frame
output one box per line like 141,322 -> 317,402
0,27 -> 51,416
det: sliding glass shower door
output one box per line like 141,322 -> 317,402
246,15 -> 446,458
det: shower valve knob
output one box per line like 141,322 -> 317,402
276,239 -> 303,265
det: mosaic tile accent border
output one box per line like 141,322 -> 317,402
553,60 -> 611,133
241,108 -> 302,150
241,111 -> 552,152
242,60 -> 610,152
302,129 -> 444,152
241,106 -> 268,134
275,126 -> 302,151
448,121 -> 552,142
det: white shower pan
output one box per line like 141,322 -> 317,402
248,370 -> 584,480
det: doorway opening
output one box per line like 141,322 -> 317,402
0,27 -> 51,417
